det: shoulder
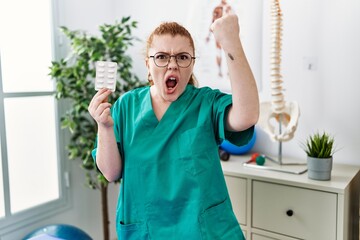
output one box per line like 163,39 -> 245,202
187,85 -> 213,95
113,86 -> 149,108
121,86 -> 149,100
188,85 -> 229,102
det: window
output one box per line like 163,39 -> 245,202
0,140 -> 4,218
0,0 -> 66,233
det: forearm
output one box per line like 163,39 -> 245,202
225,40 -> 259,131
96,125 -> 122,182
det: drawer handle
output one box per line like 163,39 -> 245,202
286,209 -> 294,217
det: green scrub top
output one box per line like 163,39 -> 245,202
92,85 -> 254,240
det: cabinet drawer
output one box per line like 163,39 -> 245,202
252,181 -> 337,240
224,176 -> 247,225
251,234 -> 278,240
252,234 -> 279,240
252,233 -> 297,240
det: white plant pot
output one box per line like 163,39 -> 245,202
307,156 -> 333,181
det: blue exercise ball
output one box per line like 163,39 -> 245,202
23,224 -> 92,240
220,130 -> 256,155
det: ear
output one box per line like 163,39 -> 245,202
145,57 -> 150,70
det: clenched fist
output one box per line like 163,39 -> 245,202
210,12 -> 241,53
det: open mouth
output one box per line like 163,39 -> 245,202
166,77 -> 178,90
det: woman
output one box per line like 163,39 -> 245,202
89,12 -> 259,240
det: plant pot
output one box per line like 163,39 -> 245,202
307,156 -> 333,181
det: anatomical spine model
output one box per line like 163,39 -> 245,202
258,0 -> 300,143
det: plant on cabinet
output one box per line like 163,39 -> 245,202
302,131 -> 336,180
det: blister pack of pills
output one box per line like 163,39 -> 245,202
95,61 -> 117,92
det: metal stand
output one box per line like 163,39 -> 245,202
243,113 -> 307,175
278,113 -> 283,164
263,113 -> 305,166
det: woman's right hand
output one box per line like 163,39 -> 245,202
88,88 -> 114,128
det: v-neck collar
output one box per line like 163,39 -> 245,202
141,85 -> 192,128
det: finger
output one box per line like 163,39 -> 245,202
210,21 -> 216,32
210,24 -> 214,32
98,88 -> 112,103
89,88 -> 107,107
98,107 -> 112,123
94,102 -> 112,118
94,88 -> 109,98
89,89 -> 112,109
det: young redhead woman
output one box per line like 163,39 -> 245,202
89,12 -> 259,240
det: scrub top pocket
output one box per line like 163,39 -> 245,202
177,125 -> 216,176
199,199 -> 245,240
117,221 -> 149,240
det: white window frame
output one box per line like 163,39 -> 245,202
0,0 -> 69,235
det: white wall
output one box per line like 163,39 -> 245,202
5,0 -> 359,239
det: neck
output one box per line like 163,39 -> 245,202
150,86 -> 171,121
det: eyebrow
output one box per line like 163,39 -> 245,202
154,51 -> 191,55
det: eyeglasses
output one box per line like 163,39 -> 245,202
149,52 -> 196,68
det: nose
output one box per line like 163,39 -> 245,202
167,56 -> 178,70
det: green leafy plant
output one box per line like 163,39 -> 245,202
49,16 -> 146,240
302,132 -> 335,158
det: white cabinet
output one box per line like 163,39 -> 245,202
221,155 -> 360,240
224,176 -> 247,225
253,181 -> 337,239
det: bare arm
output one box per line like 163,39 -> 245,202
88,88 -> 122,182
210,13 -> 259,131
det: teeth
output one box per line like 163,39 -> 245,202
166,77 -> 177,90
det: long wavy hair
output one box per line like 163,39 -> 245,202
146,22 -> 198,87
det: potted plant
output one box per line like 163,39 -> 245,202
49,16 -> 146,240
302,131 -> 336,180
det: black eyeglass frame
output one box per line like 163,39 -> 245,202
149,52 -> 196,68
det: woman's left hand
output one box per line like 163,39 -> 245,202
210,12 -> 241,52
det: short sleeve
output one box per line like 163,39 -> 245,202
211,90 -> 255,147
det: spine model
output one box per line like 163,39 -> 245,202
270,0 -> 285,114
258,0 -> 300,143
